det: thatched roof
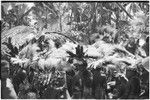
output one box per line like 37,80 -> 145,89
1,26 -> 36,48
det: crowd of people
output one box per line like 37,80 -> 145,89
1,34 -> 149,99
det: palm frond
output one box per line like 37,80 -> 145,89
44,31 -> 78,44
141,57 -> 149,72
1,44 -> 11,59
130,11 -> 149,37
66,50 -> 76,57
1,26 -> 36,48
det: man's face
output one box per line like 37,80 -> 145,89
1,65 -> 9,79
73,59 -> 84,70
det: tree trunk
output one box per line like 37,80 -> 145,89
115,10 -> 120,29
59,3 -> 62,32
59,15 -> 62,32
91,3 -> 97,34
87,3 -> 97,44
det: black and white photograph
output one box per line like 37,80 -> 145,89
1,1 -> 149,99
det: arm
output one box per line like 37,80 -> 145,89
2,78 -> 18,99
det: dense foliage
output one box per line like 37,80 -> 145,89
1,2 -> 149,44
1,2 -> 149,99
